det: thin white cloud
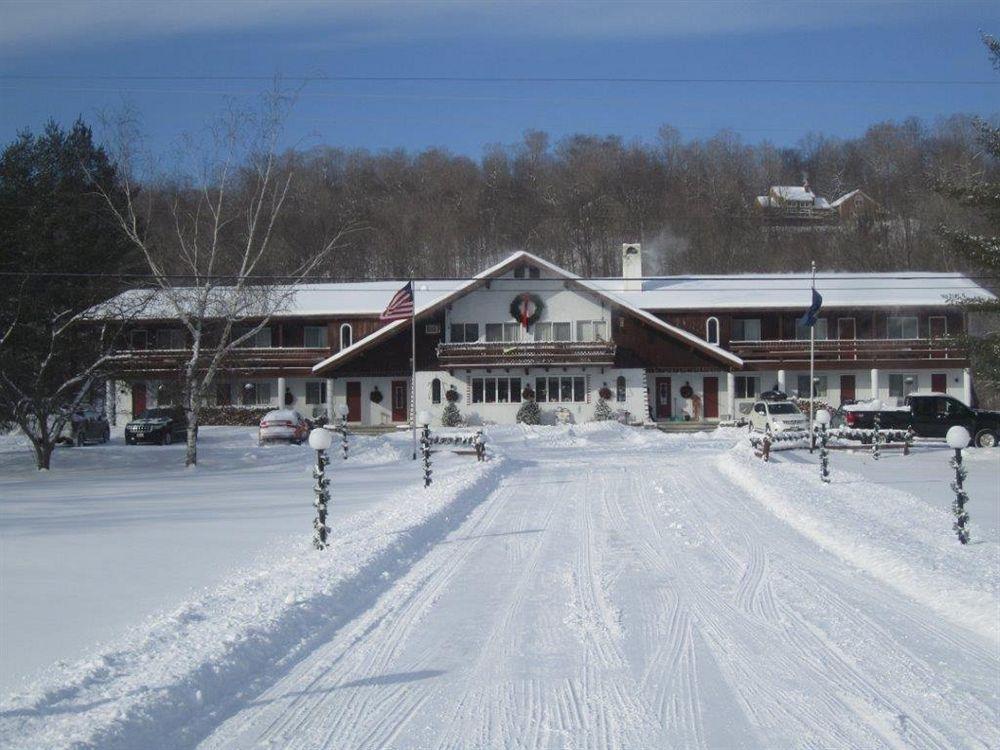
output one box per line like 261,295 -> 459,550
0,0 -> 992,54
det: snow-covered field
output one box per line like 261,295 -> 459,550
1,424 -> 997,749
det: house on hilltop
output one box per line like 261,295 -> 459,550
756,181 -> 881,226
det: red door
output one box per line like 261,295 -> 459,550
131,383 -> 147,416
840,375 -> 856,403
931,373 -> 947,393
655,377 -> 672,419
703,377 -> 719,419
391,380 -> 408,422
346,381 -> 361,422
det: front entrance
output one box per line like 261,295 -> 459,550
931,373 -> 947,393
840,375 -> 856,403
703,377 -> 719,419
655,377 -> 672,419
391,379 -> 408,423
131,383 -> 147,417
346,381 -> 361,422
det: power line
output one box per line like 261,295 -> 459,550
1,74 -> 997,86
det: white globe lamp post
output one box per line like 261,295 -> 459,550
946,426 -> 971,544
417,410 -> 433,487
309,427 -> 333,549
815,409 -> 832,483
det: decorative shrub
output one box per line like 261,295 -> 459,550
442,401 -> 462,427
593,397 -> 613,421
199,406 -> 271,426
516,398 -> 541,425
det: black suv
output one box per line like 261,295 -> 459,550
57,406 -> 111,446
125,407 -> 189,445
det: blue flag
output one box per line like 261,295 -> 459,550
798,288 -> 823,327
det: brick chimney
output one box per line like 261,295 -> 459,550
622,243 -> 643,292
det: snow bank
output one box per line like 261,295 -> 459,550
718,447 -> 1000,645
0,453 -> 505,750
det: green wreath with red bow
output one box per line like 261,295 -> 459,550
509,292 -> 544,330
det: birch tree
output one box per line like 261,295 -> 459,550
100,93 -> 345,466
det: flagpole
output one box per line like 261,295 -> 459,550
809,260 -> 816,453
411,280 -> 417,461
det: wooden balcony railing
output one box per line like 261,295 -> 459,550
728,338 -> 964,364
436,340 -> 617,367
111,346 -> 331,374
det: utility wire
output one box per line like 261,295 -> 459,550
1,74 -> 997,86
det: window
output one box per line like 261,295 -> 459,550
734,376 -> 759,399
431,378 -> 441,404
796,375 -> 828,398
485,323 -> 521,342
154,329 -> 185,349
732,319 -> 761,341
929,316 -> 948,338
616,375 -> 627,402
794,319 -> 828,340
514,264 -> 540,279
304,326 -> 328,348
705,317 -> 719,345
450,323 -> 479,343
305,381 -> 327,405
241,381 -> 273,406
235,327 -> 272,348
470,377 -> 522,404
887,316 -> 918,340
576,320 -> 608,342
339,324 -> 353,350
130,329 -> 148,349
889,374 -> 918,399
536,322 -> 572,341
534,376 -> 585,403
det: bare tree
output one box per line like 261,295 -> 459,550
99,92 -> 346,466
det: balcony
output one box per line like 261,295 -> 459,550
436,340 -> 617,368
111,346 -> 331,374
728,338 -> 965,364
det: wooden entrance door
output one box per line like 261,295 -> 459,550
840,375 -> 856,403
391,379 -> 408,422
131,383 -> 147,416
346,381 -> 361,422
703,377 -> 719,419
931,373 -> 947,393
655,377 -> 672,419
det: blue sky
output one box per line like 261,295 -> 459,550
1,1 -> 998,157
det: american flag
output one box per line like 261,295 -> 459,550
380,281 -> 414,321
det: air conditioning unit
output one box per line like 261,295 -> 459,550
424,323 -> 441,335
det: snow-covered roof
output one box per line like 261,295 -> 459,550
829,189 -> 869,208
771,185 -> 815,202
599,272 -> 995,310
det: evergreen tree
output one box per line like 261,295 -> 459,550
0,120 -> 137,469
937,34 -> 1000,399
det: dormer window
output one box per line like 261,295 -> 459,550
513,264 -> 540,279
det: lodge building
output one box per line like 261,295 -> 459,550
107,245 -> 994,427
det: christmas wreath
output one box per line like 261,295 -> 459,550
521,385 -> 536,401
509,293 -> 544,329
445,387 -> 460,403
598,386 -> 613,401
369,387 -> 383,404
679,383 -> 694,399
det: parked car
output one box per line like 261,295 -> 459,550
843,392 -> 1000,447
748,397 -> 808,434
56,406 -> 110,446
258,409 -> 310,445
125,406 -> 188,445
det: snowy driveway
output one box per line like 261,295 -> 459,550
2,426 -> 997,749
197,430 -> 998,750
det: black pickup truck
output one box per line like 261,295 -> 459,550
843,393 -> 1000,447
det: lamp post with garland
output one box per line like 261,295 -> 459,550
417,410 -> 433,487
946,426 -> 972,545
336,402 -> 350,460
815,408 -> 831,483
308,427 -> 333,550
